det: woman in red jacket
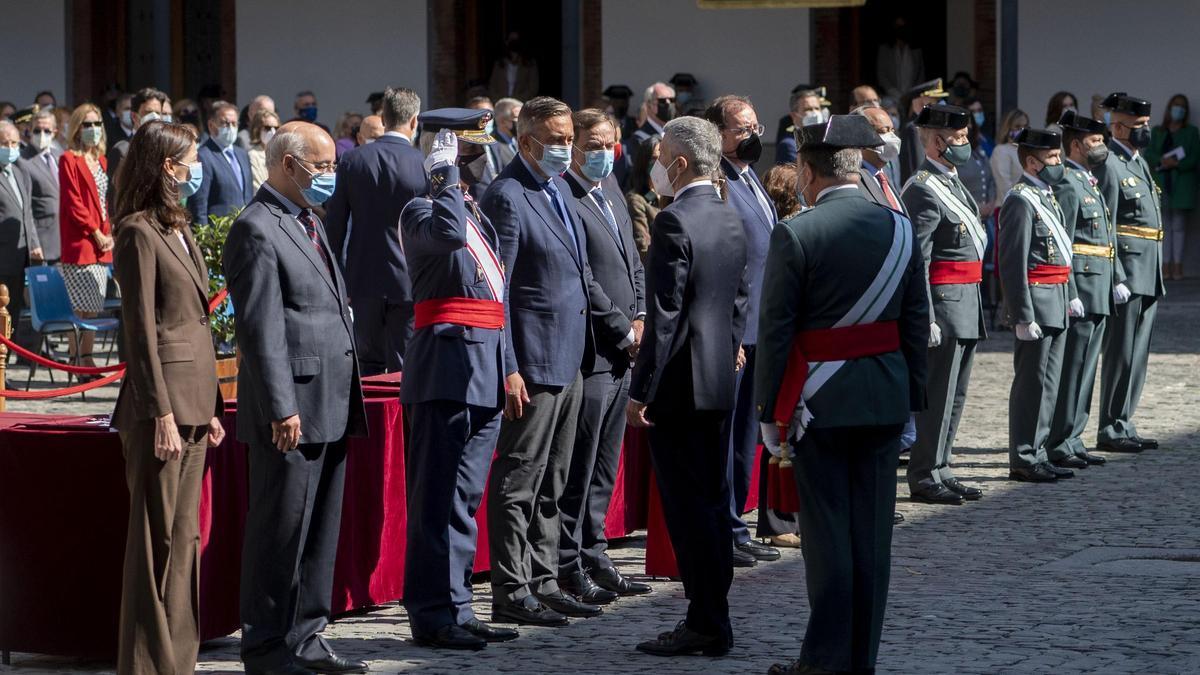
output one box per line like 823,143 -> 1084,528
59,103 -> 114,368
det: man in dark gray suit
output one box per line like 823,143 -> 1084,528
18,110 -> 60,264
558,109 -> 650,602
107,87 -> 168,184
855,105 -> 906,214
0,120 -> 42,348
224,122 -> 368,675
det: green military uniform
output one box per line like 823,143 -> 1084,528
999,168 -> 1071,472
901,157 -> 987,495
755,116 -> 928,674
1048,150 -> 1123,461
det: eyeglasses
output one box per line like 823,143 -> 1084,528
262,126 -> 279,133
293,156 -> 337,173
80,121 -> 103,128
657,97 -> 676,104
724,123 -> 765,136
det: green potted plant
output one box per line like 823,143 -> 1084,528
193,211 -> 239,398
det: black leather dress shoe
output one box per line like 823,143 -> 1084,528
535,590 -> 602,617
295,654 -> 369,674
893,512 -> 905,525
942,477 -> 982,500
413,624 -> 486,651
1040,461 -> 1074,478
1097,438 -> 1143,453
910,483 -> 963,505
732,546 -> 758,567
460,617 -> 518,643
737,539 -> 781,561
636,621 -> 731,657
492,598 -> 569,626
1051,455 -> 1088,470
559,570 -> 618,605
1009,465 -> 1057,482
1078,451 -> 1107,465
250,665 -> 315,675
767,660 -> 836,675
1135,436 -> 1159,449
591,566 -> 652,595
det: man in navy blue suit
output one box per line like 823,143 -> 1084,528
706,96 -> 792,561
189,100 -> 253,226
400,108 -> 520,651
325,87 -> 425,375
481,96 -> 603,627
558,109 -> 651,603
627,115 -> 748,657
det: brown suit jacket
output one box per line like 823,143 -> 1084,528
111,212 -> 222,429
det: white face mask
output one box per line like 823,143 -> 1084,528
29,129 -> 54,151
650,157 -> 678,197
138,111 -> 161,128
878,132 -> 902,163
801,111 -> 824,126
260,129 -> 276,146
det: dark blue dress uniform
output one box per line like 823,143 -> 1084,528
399,109 -> 510,646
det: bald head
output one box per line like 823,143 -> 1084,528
267,121 -> 336,206
358,115 -> 384,145
852,85 -> 880,110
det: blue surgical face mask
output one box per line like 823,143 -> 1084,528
291,157 -> 336,206
532,137 -> 571,177
298,106 -> 318,123
177,161 -> 203,198
578,147 -> 614,182
0,146 -> 19,166
161,114 -> 173,123
1103,110 -> 1112,125
214,125 -> 238,148
1171,105 -> 1187,122
972,111 -> 985,127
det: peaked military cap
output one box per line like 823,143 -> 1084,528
1102,92 -> 1151,116
796,114 -> 884,149
10,104 -> 38,124
1058,109 -> 1106,135
1014,127 -> 1061,150
915,103 -> 969,130
419,107 -> 496,145
669,73 -> 697,87
907,78 -> 949,99
603,84 -> 634,100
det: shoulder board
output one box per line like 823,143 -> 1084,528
784,125 -> 796,133
915,170 -> 930,182
1011,182 -> 1027,192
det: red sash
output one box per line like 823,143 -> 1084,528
1028,264 -> 1070,284
928,260 -> 983,285
414,298 -> 505,330
772,321 -> 901,431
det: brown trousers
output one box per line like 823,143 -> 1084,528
117,421 -> 207,675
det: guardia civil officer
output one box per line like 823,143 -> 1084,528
756,114 -> 928,675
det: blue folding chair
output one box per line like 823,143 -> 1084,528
23,266 -> 120,394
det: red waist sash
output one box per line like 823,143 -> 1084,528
414,298 -> 505,330
928,260 -> 983,285
1028,264 -> 1070,284
772,321 -> 901,432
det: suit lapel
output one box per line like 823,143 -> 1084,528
569,173 -> 624,253
515,160 -> 581,268
158,227 -> 208,303
275,206 -> 340,296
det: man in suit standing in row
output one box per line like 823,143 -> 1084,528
558,109 -> 651,602
108,87 -> 169,183
631,82 -> 676,148
18,109 -> 60,265
326,87 -> 425,375
0,119 -> 42,354
627,115 -> 748,657
190,101 -> 253,227
225,121 -> 368,675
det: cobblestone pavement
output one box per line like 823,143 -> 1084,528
5,283 -> 1199,674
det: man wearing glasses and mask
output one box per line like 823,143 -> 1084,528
631,82 -> 676,147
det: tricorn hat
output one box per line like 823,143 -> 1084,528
1058,109 -> 1106,135
603,84 -> 634,100
1102,92 -> 1151,117
795,114 -> 884,149
915,104 -> 969,130
1014,127 -> 1061,150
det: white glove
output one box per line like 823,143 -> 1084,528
761,422 -> 785,458
1068,298 -> 1085,318
1113,283 -> 1131,305
1016,321 -> 1044,341
928,322 -> 942,348
423,128 -> 458,174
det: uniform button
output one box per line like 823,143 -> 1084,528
200,316 -> 208,326
345,349 -> 353,356
580,308 -> 585,315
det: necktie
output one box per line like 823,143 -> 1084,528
224,148 -> 245,192
876,169 -> 901,210
543,179 -> 580,258
298,209 -> 333,275
743,169 -> 775,225
44,153 -> 58,184
592,186 -> 622,246
3,167 -> 22,209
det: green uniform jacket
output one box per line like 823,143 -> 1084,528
754,188 -> 929,429
1052,161 -> 1123,316
900,158 -> 988,340
1093,140 -> 1165,298
998,176 -> 1070,330
1144,123 -> 1200,210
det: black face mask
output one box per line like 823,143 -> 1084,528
612,102 -> 629,118
458,152 -> 488,185
734,132 -> 762,163
1128,125 -> 1151,149
656,100 -> 676,123
1084,142 -> 1109,168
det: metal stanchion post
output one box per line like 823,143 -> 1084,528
0,282 -> 9,412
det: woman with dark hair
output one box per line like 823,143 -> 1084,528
110,120 -> 224,675
623,134 -> 662,261
1146,93 -> 1200,279
1045,90 -> 1078,126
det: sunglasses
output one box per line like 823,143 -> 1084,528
262,125 -> 279,133
80,121 -> 103,128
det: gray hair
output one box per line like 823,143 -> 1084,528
516,96 -> 571,138
31,109 -> 57,127
662,116 -> 721,177
0,119 -> 17,138
789,89 -> 821,113
495,97 -> 522,122
798,145 -> 861,179
381,87 -> 421,129
266,129 -> 307,169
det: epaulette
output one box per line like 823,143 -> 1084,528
913,170 -> 931,183
1011,182 -> 1027,192
784,125 -> 796,133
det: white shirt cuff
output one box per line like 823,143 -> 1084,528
617,328 -> 636,349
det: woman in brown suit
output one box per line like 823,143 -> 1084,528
110,120 -> 224,675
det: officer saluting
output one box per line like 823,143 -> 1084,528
756,115 -> 928,675
399,108 -> 518,650
997,128 -> 1076,482
900,104 -> 986,505
1094,93 -> 1164,454
1047,111 -> 1122,466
